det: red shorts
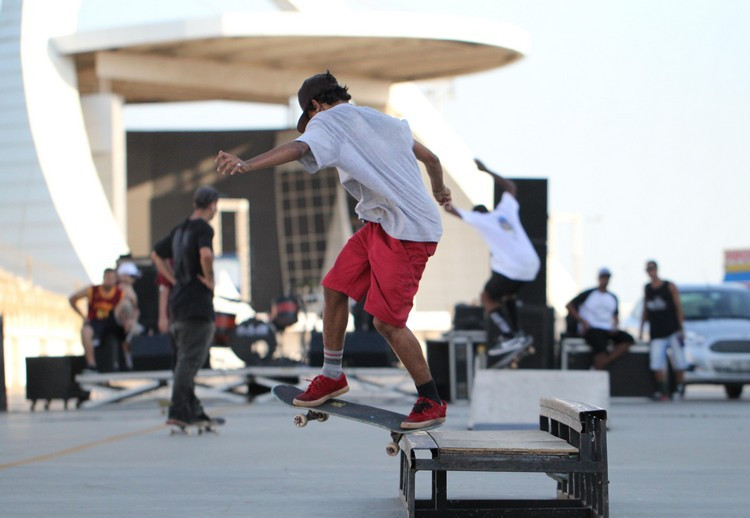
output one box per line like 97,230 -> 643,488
322,222 -> 437,328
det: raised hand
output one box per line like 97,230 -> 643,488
215,150 -> 246,176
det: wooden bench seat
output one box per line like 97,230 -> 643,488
431,430 -> 579,456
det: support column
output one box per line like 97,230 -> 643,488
81,93 -> 127,237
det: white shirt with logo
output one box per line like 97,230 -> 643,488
456,192 -> 540,281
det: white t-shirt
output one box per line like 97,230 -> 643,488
456,192 -> 540,281
295,103 -> 442,242
576,289 -> 618,331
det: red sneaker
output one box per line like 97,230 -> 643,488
293,374 -> 349,407
401,397 -> 447,429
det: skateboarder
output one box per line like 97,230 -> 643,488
444,159 -> 539,357
151,186 -> 221,427
216,71 -> 451,429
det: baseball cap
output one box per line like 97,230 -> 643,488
193,185 -> 222,208
598,267 -> 612,277
117,261 -> 140,278
296,71 -> 341,133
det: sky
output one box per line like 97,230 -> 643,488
72,0 -> 750,311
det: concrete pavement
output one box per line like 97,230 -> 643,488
1,384 -> 749,517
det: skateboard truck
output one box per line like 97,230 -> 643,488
386,432 -> 402,457
293,410 -> 329,427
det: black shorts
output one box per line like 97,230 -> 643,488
86,317 -> 124,347
484,271 -> 527,302
584,328 -> 634,354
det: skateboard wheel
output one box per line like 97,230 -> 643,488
294,414 -> 308,427
317,413 -> 329,422
386,442 -> 400,456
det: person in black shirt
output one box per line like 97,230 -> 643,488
151,186 -> 219,425
639,260 -> 686,400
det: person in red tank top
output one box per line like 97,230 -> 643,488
69,268 -> 123,371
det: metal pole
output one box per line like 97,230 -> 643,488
0,315 -> 7,412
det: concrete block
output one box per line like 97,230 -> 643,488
468,369 -> 609,429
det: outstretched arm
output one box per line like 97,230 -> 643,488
475,158 -> 517,197
216,140 -> 310,176
413,140 -> 451,207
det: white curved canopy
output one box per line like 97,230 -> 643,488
54,11 -> 529,105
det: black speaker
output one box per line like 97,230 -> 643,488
453,304 -> 485,330
516,304 -> 555,369
94,328 -> 127,373
308,331 -> 398,367
496,179 -> 547,307
131,334 -> 175,371
25,356 -> 90,410
608,350 -> 655,396
565,344 -> 655,397
426,340 -> 451,402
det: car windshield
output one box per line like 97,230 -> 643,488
681,288 -> 750,320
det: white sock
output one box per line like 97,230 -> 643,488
321,347 -> 343,379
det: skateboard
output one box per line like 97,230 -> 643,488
168,417 -> 225,436
487,335 -> 536,369
272,384 -> 443,456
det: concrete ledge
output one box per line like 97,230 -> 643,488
468,369 -> 609,429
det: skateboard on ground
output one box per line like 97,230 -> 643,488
272,384 -> 443,456
168,417 -> 225,436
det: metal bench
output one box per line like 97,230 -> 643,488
399,397 -> 609,517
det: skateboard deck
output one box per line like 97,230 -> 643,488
168,417 -> 225,436
488,336 -> 536,369
272,384 -> 443,456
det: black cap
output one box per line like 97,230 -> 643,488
296,71 -> 340,133
194,185 -> 221,208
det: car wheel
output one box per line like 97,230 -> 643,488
724,384 -> 743,399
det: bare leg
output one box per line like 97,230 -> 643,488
607,342 -> 631,364
480,290 -> 500,313
81,325 -> 95,367
592,352 -> 609,370
373,318 -> 431,385
322,287 -> 349,352
595,342 -> 631,369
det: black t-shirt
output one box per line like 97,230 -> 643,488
644,280 -> 680,338
153,218 -> 215,322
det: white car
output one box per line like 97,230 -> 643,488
680,284 -> 750,398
